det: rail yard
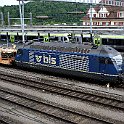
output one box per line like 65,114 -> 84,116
0,0 -> 124,123
0,65 -> 124,124
0,26 -> 123,123
0,30 -> 124,123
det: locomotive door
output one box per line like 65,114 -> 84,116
16,49 -> 23,63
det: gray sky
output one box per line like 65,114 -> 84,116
0,0 -> 100,6
0,0 -> 19,6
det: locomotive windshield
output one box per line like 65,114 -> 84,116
17,49 -> 23,55
1,52 -> 16,58
112,55 -> 123,66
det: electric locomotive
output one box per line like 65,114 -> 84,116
15,42 -> 124,83
0,44 -> 17,65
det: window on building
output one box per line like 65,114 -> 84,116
100,22 -> 102,25
112,1 -> 114,5
119,22 -> 123,26
121,2 -> 123,6
114,22 -> 119,26
116,1 -> 120,6
99,13 -> 103,18
122,2 -> 124,7
120,13 -> 123,17
93,22 -> 97,25
109,0 -> 112,5
93,14 -> 96,18
102,22 -> 106,26
106,22 -> 109,26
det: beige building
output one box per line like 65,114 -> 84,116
82,0 -> 124,26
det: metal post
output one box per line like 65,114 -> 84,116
30,12 -> 33,27
38,32 -> 40,42
17,32 -> 19,42
1,12 -> 4,27
18,0 -> 25,43
90,1 -> 93,43
8,12 -> 10,27
19,0 -> 22,26
22,0 -> 25,43
6,32 -> 9,47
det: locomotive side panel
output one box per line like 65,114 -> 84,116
16,49 -> 92,73
16,49 -> 29,63
88,55 -> 99,73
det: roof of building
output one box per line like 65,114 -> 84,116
82,5 -> 124,20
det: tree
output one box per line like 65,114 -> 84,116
0,1 -> 87,25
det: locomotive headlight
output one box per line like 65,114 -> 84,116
112,55 -> 123,65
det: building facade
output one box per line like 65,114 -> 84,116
82,0 -> 124,26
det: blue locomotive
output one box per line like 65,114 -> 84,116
15,42 -> 124,83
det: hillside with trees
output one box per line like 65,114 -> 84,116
0,1 -> 88,25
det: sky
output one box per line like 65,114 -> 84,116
0,0 -> 19,6
0,0 -> 100,6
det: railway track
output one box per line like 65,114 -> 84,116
0,82 -> 123,124
0,98 -> 73,124
0,120 -> 9,124
0,71 -> 124,110
0,89 -> 108,124
0,66 -> 124,123
0,66 -> 124,108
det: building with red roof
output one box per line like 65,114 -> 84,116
82,0 -> 124,26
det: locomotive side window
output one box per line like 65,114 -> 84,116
105,58 -> 113,64
99,57 -> 112,64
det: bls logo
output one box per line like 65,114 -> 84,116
43,55 -> 56,65
35,54 -> 57,65
35,55 -> 42,62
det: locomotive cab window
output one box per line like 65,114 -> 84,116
17,49 -> 23,55
1,52 -> 16,58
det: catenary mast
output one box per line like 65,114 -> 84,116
17,0 -> 25,43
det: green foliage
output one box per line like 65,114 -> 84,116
0,1 -> 88,25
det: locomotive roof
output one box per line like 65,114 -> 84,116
29,42 -> 94,54
0,45 -> 17,53
30,42 -> 93,49
24,42 -> 120,57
